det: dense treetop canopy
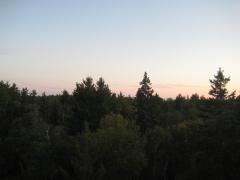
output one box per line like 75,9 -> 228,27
0,69 -> 240,180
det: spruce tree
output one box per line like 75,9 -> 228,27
209,68 -> 230,100
136,72 -> 154,133
136,72 -> 153,99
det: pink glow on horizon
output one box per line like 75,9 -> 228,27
16,82 -> 211,98
6,78 -> 238,98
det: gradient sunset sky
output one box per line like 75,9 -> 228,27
1,0 -> 240,98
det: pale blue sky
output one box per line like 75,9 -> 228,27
1,0 -> 240,97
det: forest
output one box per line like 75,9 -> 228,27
0,68 -> 240,180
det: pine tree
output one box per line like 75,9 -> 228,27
136,72 -> 154,133
209,68 -> 230,100
136,72 -> 153,99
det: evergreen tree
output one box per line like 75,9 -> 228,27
70,77 -> 96,134
136,72 -> 154,133
1,72 -> 240,180
209,68 -> 230,100
136,72 -> 153,99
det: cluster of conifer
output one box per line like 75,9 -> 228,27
0,68 -> 240,180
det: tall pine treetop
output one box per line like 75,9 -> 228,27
137,72 -> 153,99
209,67 -> 230,100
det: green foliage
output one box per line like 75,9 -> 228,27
209,68 -> 230,100
81,114 -> 146,180
136,72 -> 153,99
136,72 -> 155,133
1,69 -> 240,180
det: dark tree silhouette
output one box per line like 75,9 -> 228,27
136,72 -> 154,133
209,68 -> 230,100
1,70 -> 240,180
136,72 -> 153,99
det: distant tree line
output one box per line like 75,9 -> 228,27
0,68 -> 240,180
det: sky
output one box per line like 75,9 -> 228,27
0,0 -> 240,98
